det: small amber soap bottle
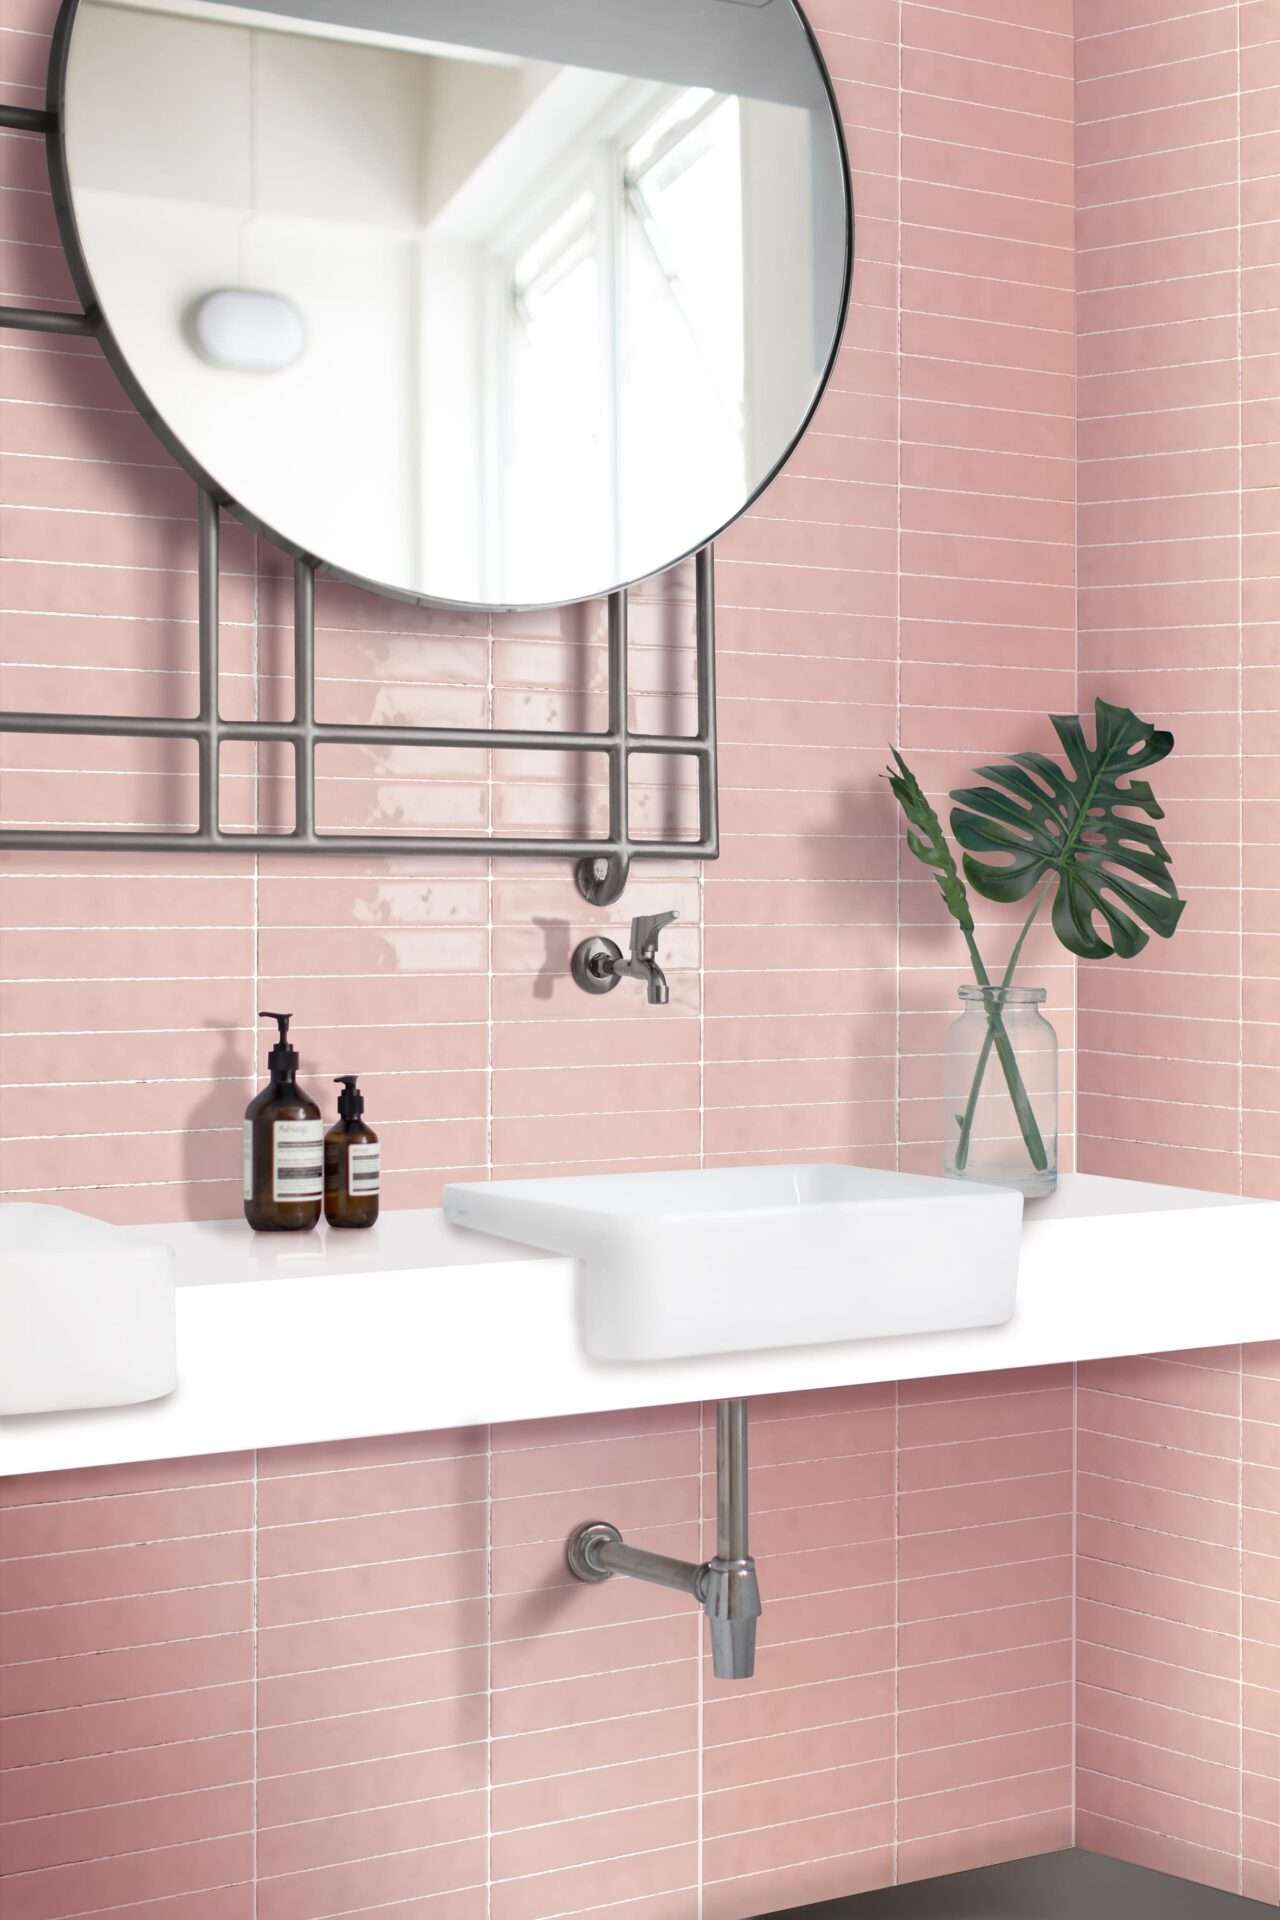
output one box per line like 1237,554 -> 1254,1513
244,1012 -> 323,1233
324,1075 -> 380,1229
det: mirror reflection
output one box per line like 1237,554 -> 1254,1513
61,0 -> 850,608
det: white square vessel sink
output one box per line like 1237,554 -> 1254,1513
444,1163 -> 1023,1360
0,1203 -> 178,1415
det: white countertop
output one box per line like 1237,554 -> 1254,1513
2,1173 -> 1276,1479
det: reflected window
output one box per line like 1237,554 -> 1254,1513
500,88 -> 746,597
505,195 -> 609,604
622,90 -> 746,555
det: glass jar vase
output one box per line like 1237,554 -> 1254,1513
944,985 -> 1058,1199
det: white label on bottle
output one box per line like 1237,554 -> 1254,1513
243,1121 -> 254,1202
273,1119 -> 324,1203
348,1142 -> 381,1195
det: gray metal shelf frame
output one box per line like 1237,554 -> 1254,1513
0,102 -> 719,908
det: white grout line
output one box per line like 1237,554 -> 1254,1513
1233,21 -> 1248,1871
1078,5 -> 1236,47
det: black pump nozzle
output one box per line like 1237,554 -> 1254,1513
260,1010 -> 299,1080
334,1075 -> 364,1124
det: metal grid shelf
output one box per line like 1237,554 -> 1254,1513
0,102 -> 719,906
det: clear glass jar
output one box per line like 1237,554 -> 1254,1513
944,985 -> 1058,1199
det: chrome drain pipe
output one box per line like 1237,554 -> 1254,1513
566,1397 -> 762,1680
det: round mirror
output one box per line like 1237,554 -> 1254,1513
52,0 -> 852,610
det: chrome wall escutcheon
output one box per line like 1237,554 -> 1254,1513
566,1521 -> 624,1583
570,939 -> 624,996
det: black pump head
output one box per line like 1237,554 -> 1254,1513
335,1075 -> 364,1123
260,1011 -> 298,1077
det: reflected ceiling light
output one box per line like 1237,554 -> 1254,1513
191,289 -> 306,373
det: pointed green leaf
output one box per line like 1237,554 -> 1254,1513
885,749 -> 974,934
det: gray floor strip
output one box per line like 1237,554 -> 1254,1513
766,1850 -> 1273,1918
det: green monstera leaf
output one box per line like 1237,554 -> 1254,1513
949,698 -> 1186,962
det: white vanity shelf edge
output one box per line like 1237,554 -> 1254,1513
3,1172 -> 1276,1480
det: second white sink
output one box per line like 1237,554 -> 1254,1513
0,1203 -> 177,1416
444,1163 -> 1022,1360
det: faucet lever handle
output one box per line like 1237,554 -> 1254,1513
630,910 -> 678,960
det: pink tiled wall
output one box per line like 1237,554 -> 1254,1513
11,0 -> 1280,1900
0,1374 -> 1075,1920
1072,0 -> 1280,1899
1074,1343 -> 1280,1903
1075,0 -> 1265,1197
14,0 -> 1280,1908
14,0 -> 1280,1904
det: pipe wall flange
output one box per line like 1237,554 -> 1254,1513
567,1520 -> 623,1583
571,937 -> 622,995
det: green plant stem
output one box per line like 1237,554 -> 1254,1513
954,893 -> 1048,1174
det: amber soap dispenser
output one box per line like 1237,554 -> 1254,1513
244,1012 -> 323,1232
325,1075 -> 380,1229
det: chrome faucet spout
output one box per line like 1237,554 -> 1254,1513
571,909 -> 678,1007
611,951 -> 668,1002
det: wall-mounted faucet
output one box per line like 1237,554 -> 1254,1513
571,911 -> 678,1006
567,1399 -> 762,1680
